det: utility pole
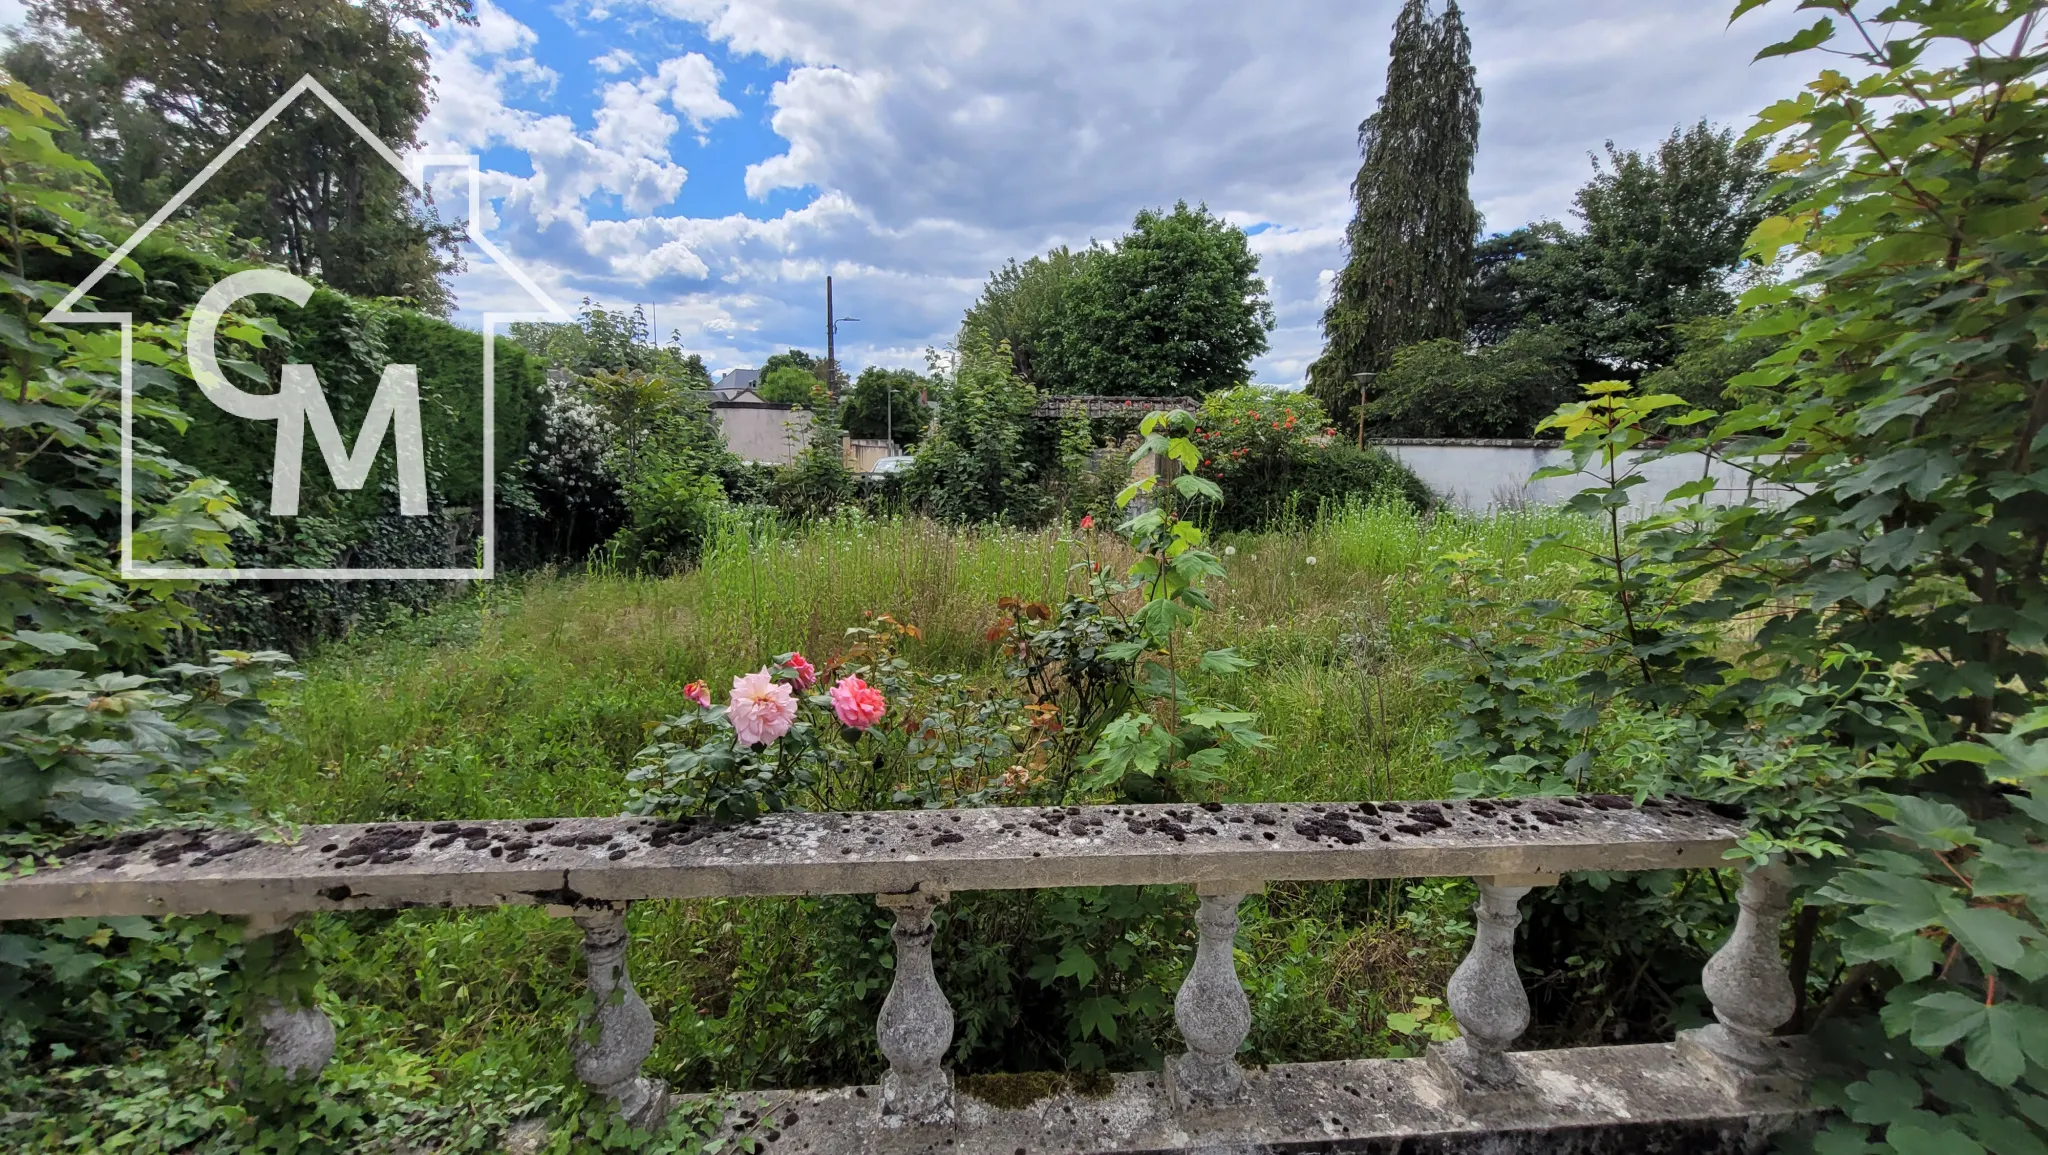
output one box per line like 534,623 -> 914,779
825,276 -> 860,413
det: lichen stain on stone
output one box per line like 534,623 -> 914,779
957,1070 -> 1115,1109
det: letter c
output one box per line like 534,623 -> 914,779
187,269 -> 316,420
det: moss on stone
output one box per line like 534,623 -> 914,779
958,1072 -> 1070,1109
957,1069 -> 1119,1109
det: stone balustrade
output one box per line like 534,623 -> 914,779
1,796 -> 1811,1153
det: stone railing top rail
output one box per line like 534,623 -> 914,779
0,796 -> 1743,920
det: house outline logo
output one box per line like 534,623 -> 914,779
45,74 -> 570,581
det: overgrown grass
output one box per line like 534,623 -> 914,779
15,502 -> 1611,1152
249,501 -> 1595,822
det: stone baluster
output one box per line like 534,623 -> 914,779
1430,875 -> 1546,1099
1680,861 -> 1797,1094
876,888 -> 955,1126
243,912 -> 335,1082
570,904 -> 669,1129
1168,883 -> 1258,1108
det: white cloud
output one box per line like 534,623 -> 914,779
655,53 -> 740,132
432,0 -> 1821,381
592,48 -> 636,74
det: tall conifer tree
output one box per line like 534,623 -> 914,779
1310,0 -> 1480,425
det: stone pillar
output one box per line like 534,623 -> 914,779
1680,861 -> 1797,1094
1168,885 -> 1255,1108
1431,877 -> 1538,1096
243,913 -> 335,1081
571,904 -> 669,1130
876,888 -> 954,1126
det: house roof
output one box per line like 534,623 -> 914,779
1030,395 -> 1202,419
713,368 -> 762,400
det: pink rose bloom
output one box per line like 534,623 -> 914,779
829,675 -> 887,731
683,680 -> 711,708
779,652 -> 818,689
728,669 -> 797,746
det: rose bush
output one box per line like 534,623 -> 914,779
1189,386 -> 1430,530
626,651 -> 881,823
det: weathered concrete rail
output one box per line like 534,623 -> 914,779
1,796 -> 1811,1152
0,795 -> 1739,919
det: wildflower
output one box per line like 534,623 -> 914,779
1306,556 -> 1318,566
830,675 -> 888,730
778,652 -> 818,688
1080,514 -> 1095,530
728,669 -> 797,745
1224,546 -> 1236,557
683,680 -> 711,708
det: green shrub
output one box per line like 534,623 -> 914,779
0,78 -> 289,1072
1191,386 -> 1429,530
1362,327 -> 1576,439
904,333 -> 1044,525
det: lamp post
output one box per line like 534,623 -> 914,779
1352,371 -> 1377,449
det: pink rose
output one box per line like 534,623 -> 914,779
683,680 -> 711,708
728,669 -> 797,746
778,652 -> 818,689
829,675 -> 887,731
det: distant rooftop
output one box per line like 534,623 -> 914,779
713,368 -> 761,400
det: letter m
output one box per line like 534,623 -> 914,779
268,364 -> 429,516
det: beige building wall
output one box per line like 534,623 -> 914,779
842,438 -> 898,472
714,403 -> 812,465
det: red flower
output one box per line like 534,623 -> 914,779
683,680 -> 711,708
778,652 -> 818,689
1079,514 -> 1095,530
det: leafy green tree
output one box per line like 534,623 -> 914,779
960,246 -> 1095,387
18,0 -> 476,314
760,347 -> 845,393
842,366 -> 926,447
1636,312 -> 1782,416
963,205 -> 1271,397
508,300 -> 711,384
1463,223 -> 1570,347
1468,122 -> 1774,374
758,364 -> 826,407
1045,202 -> 1271,397
1310,0 -> 1480,425
1363,327 -> 1577,438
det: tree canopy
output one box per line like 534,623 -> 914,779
508,301 -> 711,387
9,0 -> 475,314
1466,121 -> 1773,374
842,366 -> 928,447
960,246 -> 1094,388
960,203 -> 1272,397
1309,0 -> 1480,425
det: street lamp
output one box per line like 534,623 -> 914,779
1351,371 -> 1377,449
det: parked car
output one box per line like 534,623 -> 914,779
870,455 -> 916,475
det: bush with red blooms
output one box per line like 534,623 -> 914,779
1188,386 -> 1429,529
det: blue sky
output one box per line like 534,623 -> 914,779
418,0 -> 1818,385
